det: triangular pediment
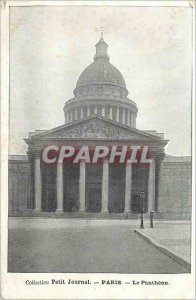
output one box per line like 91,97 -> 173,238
29,116 -> 161,141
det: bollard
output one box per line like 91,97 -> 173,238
150,211 -> 154,228
140,213 -> 144,229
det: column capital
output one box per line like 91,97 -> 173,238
102,157 -> 109,163
149,150 -> 165,161
80,159 -> 86,164
34,151 -> 41,159
27,151 -> 34,161
148,150 -> 158,160
156,152 -> 166,162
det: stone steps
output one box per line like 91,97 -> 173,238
9,210 -> 141,219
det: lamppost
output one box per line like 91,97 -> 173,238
140,191 -> 145,229
150,210 -> 154,228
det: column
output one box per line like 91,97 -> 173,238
116,108 -> 120,122
102,106 -> 105,117
74,110 -> 78,121
65,115 -> 67,124
94,106 -> 98,114
70,112 -> 73,122
122,109 -> 126,124
109,107 -> 113,120
80,108 -> 83,119
101,159 -> 109,212
34,156 -> 42,211
131,113 -> 133,126
127,111 -> 130,126
125,162 -> 132,212
133,115 -> 136,127
148,159 -> 156,212
67,113 -> 69,123
56,162 -> 63,212
87,106 -> 90,116
79,160 -> 86,212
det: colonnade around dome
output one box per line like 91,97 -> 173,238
64,105 -> 136,127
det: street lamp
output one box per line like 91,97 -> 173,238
140,191 -> 145,229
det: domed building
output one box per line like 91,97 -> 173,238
8,35 -> 191,220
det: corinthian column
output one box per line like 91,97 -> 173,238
125,162 -> 132,212
56,162 -> 64,212
79,160 -> 86,212
34,155 -> 42,211
148,159 -> 156,212
102,159 -> 109,212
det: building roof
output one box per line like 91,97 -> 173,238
164,154 -> 191,163
9,155 -> 28,161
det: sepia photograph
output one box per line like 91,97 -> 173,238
1,1 -> 195,299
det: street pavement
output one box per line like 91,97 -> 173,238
8,218 -> 190,273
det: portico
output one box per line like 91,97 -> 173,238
26,115 -> 167,217
33,155 -> 157,215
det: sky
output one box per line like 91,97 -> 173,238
10,5 -> 193,156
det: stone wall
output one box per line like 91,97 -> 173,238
157,155 -> 192,219
8,156 -> 30,214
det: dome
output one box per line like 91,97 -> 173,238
74,35 -> 128,97
64,35 -> 138,129
76,59 -> 127,90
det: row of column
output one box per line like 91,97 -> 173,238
34,158 -> 156,213
65,106 -> 136,127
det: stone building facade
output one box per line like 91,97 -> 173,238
8,36 -> 191,219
